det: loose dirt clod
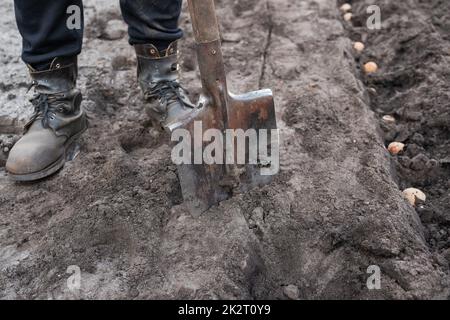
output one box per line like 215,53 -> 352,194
402,188 -> 426,206
388,142 -> 405,155
363,61 -> 378,74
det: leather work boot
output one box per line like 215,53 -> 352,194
135,41 -> 196,129
6,56 -> 88,181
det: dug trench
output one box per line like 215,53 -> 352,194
341,0 -> 450,272
0,0 -> 449,299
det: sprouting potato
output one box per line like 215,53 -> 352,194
364,61 -> 378,74
353,42 -> 365,53
388,142 -> 405,155
340,3 -> 352,13
343,12 -> 353,21
382,115 -> 396,123
402,188 -> 426,206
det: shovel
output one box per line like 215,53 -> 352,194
168,0 -> 278,215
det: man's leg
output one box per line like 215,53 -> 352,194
120,0 -> 183,51
6,1 -> 87,181
120,0 -> 194,128
14,0 -> 84,69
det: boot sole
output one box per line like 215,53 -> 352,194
7,128 -> 87,182
146,106 -> 195,132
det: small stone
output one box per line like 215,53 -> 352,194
402,188 -> 426,206
363,61 -> 378,74
340,3 -> 352,13
353,42 -> 365,53
222,33 -> 242,43
252,207 -> 264,221
102,19 -> 127,40
283,285 -> 299,300
343,12 -> 353,21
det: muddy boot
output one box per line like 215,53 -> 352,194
6,56 -> 88,182
135,41 -> 195,129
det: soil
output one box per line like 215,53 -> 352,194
343,0 -> 450,266
0,0 -> 449,299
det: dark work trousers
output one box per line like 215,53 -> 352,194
13,0 -> 183,69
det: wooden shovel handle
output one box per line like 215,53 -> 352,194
188,0 -> 228,124
187,0 -> 221,43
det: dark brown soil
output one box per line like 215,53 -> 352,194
0,0 -> 449,299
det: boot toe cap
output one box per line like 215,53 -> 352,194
6,138 -> 64,176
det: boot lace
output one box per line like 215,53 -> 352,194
27,82 -> 68,129
144,80 -> 195,110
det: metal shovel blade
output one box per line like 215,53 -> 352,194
168,0 -> 278,215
